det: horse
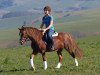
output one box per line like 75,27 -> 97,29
18,26 -> 83,70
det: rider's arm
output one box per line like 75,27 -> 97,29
45,16 -> 53,30
45,20 -> 53,30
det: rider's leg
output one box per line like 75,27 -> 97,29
47,29 -> 54,49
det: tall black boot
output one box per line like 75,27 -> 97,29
50,39 -> 54,50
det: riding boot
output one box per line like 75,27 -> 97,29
51,45 -> 54,50
50,39 -> 54,50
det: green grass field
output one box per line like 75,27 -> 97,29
0,35 -> 100,75
0,9 -> 100,75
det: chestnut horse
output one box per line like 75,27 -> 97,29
18,26 -> 83,70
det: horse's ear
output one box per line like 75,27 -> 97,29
18,28 -> 21,30
22,25 -> 25,28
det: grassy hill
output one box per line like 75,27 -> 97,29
0,0 -> 100,19
0,35 -> 100,75
53,8 -> 100,37
0,8 -> 100,48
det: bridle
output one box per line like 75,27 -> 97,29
20,37 -> 27,45
19,30 -> 29,45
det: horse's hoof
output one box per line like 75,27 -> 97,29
55,66 -> 61,69
44,67 -> 47,70
55,63 -> 62,69
76,64 -> 78,66
30,67 -> 35,71
44,68 -> 47,70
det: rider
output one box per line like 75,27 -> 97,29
40,6 -> 55,49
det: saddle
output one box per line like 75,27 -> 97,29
42,31 -> 58,46
52,32 -> 58,37
41,29 -> 58,37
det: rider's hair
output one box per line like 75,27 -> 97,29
43,6 -> 51,12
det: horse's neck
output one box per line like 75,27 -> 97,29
27,28 -> 43,42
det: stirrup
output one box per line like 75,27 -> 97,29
44,41 -> 47,45
51,46 -> 54,50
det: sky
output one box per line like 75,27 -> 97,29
0,0 -> 100,15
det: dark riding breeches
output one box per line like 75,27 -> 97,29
43,29 -> 54,45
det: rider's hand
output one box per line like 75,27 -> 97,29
42,29 -> 47,35
43,29 -> 47,33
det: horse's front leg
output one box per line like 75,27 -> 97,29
30,53 -> 35,70
55,50 -> 62,69
42,52 -> 47,70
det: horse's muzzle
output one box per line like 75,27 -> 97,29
19,38 -> 27,45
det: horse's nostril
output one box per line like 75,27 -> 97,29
19,40 -> 23,45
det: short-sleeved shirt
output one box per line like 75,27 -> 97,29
42,15 -> 54,30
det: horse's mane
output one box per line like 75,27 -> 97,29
24,27 -> 43,40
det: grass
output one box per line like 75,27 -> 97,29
0,35 -> 100,75
0,9 -> 100,74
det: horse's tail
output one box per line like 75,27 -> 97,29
74,45 -> 83,59
64,33 -> 83,59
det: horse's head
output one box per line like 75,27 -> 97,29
18,26 -> 29,45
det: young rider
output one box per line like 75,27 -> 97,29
40,6 -> 55,49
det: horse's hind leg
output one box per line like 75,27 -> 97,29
67,51 -> 79,66
55,50 -> 62,69
64,42 -> 78,66
75,58 -> 78,66
70,52 -> 78,66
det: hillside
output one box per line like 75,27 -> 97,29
0,8 -> 100,49
0,0 -> 100,19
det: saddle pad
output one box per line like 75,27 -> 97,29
52,32 -> 58,37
